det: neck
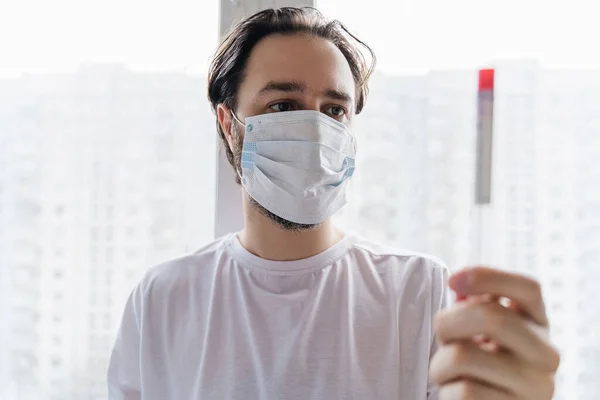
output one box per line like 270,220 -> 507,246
238,194 -> 344,261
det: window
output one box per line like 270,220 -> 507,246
103,314 -> 111,330
89,293 -> 97,307
551,233 -> 563,244
105,248 -> 113,263
550,257 -> 563,266
126,226 -> 135,238
105,269 -> 114,284
1,0 -> 218,398
553,325 -> 562,336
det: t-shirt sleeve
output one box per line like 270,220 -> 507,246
426,261 -> 451,400
107,283 -> 143,400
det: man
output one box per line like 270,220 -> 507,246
108,7 -> 559,400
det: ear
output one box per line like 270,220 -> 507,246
217,104 -> 236,151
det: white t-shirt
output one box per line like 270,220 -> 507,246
107,232 -> 450,400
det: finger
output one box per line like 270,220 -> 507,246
439,380 -> 516,400
430,342 -> 532,397
457,293 -> 498,304
450,267 -> 548,326
473,334 -> 498,352
470,296 -> 501,350
435,301 -> 560,372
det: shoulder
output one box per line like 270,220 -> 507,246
137,234 -> 234,298
345,232 -> 450,306
347,232 -> 449,277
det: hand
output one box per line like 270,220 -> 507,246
429,267 -> 560,399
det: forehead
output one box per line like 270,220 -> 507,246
239,33 -> 356,102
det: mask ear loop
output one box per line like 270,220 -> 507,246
229,109 -> 246,185
231,110 -> 245,127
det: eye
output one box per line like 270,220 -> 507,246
326,106 -> 346,118
269,102 -> 294,112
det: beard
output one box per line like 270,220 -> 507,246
231,123 -> 320,232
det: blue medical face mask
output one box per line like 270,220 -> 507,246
231,110 -> 356,225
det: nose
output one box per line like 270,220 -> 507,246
301,93 -> 322,112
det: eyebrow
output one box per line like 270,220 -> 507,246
258,80 -> 353,104
259,80 -> 305,94
324,88 -> 353,104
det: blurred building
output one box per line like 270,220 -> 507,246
492,62 -> 600,399
534,67 -> 600,398
340,74 -> 430,249
341,69 -> 477,268
0,65 -> 215,400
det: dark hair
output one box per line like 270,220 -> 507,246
207,7 -> 376,174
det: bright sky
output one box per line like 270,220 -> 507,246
1,0 -> 599,78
